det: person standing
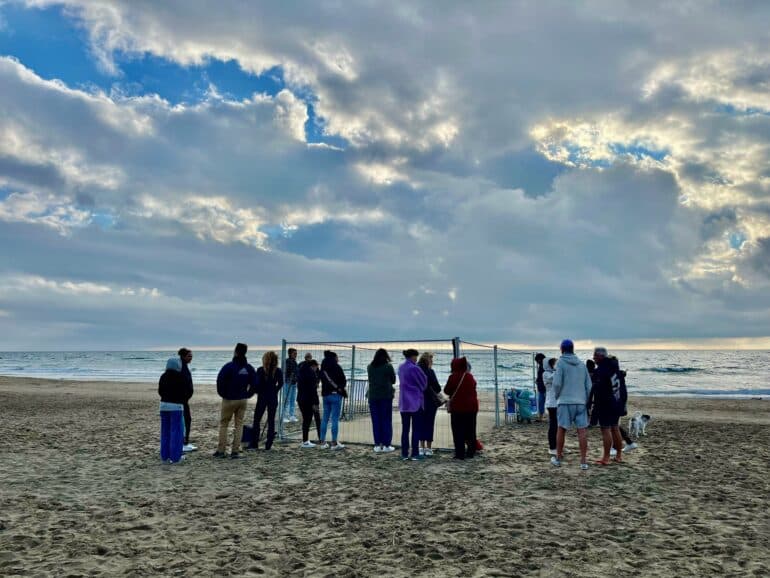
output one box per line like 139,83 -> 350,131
535,353 -> 546,421
248,351 -> 284,451
159,357 -> 192,463
543,357 -> 558,456
319,350 -> 347,450
418,352 -> 442,456
590,347 -> 626,465
215,343 -> 257,459
367,348 -> 396,453
296,358 -> 322,447
399,349 -> 427,461
444,356 -> 479,460
178,347 -> 197,452
282,348 -> 299,424
552,339 -> 592,470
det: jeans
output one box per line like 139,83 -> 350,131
421,403 -> 438,443
369,398 -> 393,447
282,382 -> 297,419
299,400 -> 321,442
321,393 -> 343,442
160,409 -> 184,462
547,407 -> 558,451
537,391 -> 546,415
251,395 -> 278,449
450,411 -> 477,459
217,399 -> 247,454
400,410 -> 422,458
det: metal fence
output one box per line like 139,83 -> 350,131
272,337 -> 535,450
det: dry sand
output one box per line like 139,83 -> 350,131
1,376 -> 769,577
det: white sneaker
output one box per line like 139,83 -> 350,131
610,447 -> 617,457
289,416 -> 299,422
182,444 -> 197,453
373,445 -> 382,453
550,456 -> 561,467
625,442 -> 638,451
282,418 -> 290,424
320,443 -> 330,449
424,448 -> 433,457
331,443 -> 346,451
548,449 -> 557,456
300,441 -> 316,448
419,448 -> 425,456
382,446 -> 396,453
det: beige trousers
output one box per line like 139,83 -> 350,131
217,399 -> 248,454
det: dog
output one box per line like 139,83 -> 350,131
628,411 -> 651,438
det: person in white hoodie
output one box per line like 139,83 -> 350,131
543,357 -> 558,455
551,339 -> 592,470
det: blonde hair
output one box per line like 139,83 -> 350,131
262,351 -> 279,376
418,352 -> 434,366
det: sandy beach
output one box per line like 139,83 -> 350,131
1,376 -> 769,577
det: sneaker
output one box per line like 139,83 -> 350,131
548,449 -> 557,456
625,442 -> 638,451
580,463 -> 589,471
610,447 -> 617,457
331,443 -> 346,451
300,441 -> 316,448
212,451 -> 227,459
550,456 -> 561,467
373,445 -> 382,453
320,443 -> 330,449
282,418 -> 291,424
424,448 -> 433,457
182,444 -> 197,453
289,416 -> 299,422
419,448 -> 425,456
410,455 -> 425,461
402,456 -> 410,461
230,452 -> 244,459
382,446 -> 396,453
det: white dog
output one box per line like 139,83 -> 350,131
629,411 -> 651,438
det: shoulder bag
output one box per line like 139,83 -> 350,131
446,372 -> 467,414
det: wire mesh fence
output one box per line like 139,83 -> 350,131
274,337 -> 536,450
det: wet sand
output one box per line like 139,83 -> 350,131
1,376 -> 769,577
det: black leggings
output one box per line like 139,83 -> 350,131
251,396 -> 278,449
450,412 -> 477,459
183,402 -> 192,445
299,401 -> 321,442
547,407 -> 558,451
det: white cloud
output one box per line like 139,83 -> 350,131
0,191 -> 92,235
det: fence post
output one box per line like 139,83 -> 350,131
494,345 -> 500,427
346,345 -> 356,420
452,337 -> 461,359
279,339 -> 287,440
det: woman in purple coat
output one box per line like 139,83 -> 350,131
398,349 -> 427,461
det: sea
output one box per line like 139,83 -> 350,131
0,349 -> 767,398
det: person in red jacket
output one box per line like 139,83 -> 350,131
443,356 -> 479,460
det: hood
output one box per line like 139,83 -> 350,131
451,356 -> 468,373
166,357 -> 182,372
232,355 -> 247,365
560,353 -> 582,366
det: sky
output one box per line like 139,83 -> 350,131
0,1 -> 769,350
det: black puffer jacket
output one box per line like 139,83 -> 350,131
158,369 -> 192,405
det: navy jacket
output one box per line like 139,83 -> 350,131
216,356 -> 258,400
590,358 -> 627,415
255,367 -> 284,404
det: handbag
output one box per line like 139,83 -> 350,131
446,372 -> 467,413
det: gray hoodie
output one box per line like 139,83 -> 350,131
552,353 -> 592,406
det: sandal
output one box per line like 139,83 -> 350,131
594,459 -> 611,466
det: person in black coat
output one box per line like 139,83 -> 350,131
319,350 -> 347,449
247,351 -> 284,451
418,352 -> 443,456
158,357 -> 192,463
178,348 -> 196,451
296,359 -> 322,446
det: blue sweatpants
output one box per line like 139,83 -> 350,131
160,410 -> 185,463
369,398 -> 393,447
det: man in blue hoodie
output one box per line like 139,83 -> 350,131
552,339 -> 592,470
214,343 -> 257,459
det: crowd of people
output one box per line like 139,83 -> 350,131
157,343 -> 480,463
158,339 -> 636,468
534,339 -> 636,469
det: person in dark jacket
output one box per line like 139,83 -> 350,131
418,352 -> 442,456
367,348 -> 396,453
589,347 -> 625,465
178,347 -> 196,452
297,359 -> 321,447
248,351 -> 284,451
586,359 -> 599,427
159,357 -> 192,463
319,350 -> 347,450
215,343 -> 257,459
535,352 -> 546,421
444,356 -> 478,460
282,348 -> 299,424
